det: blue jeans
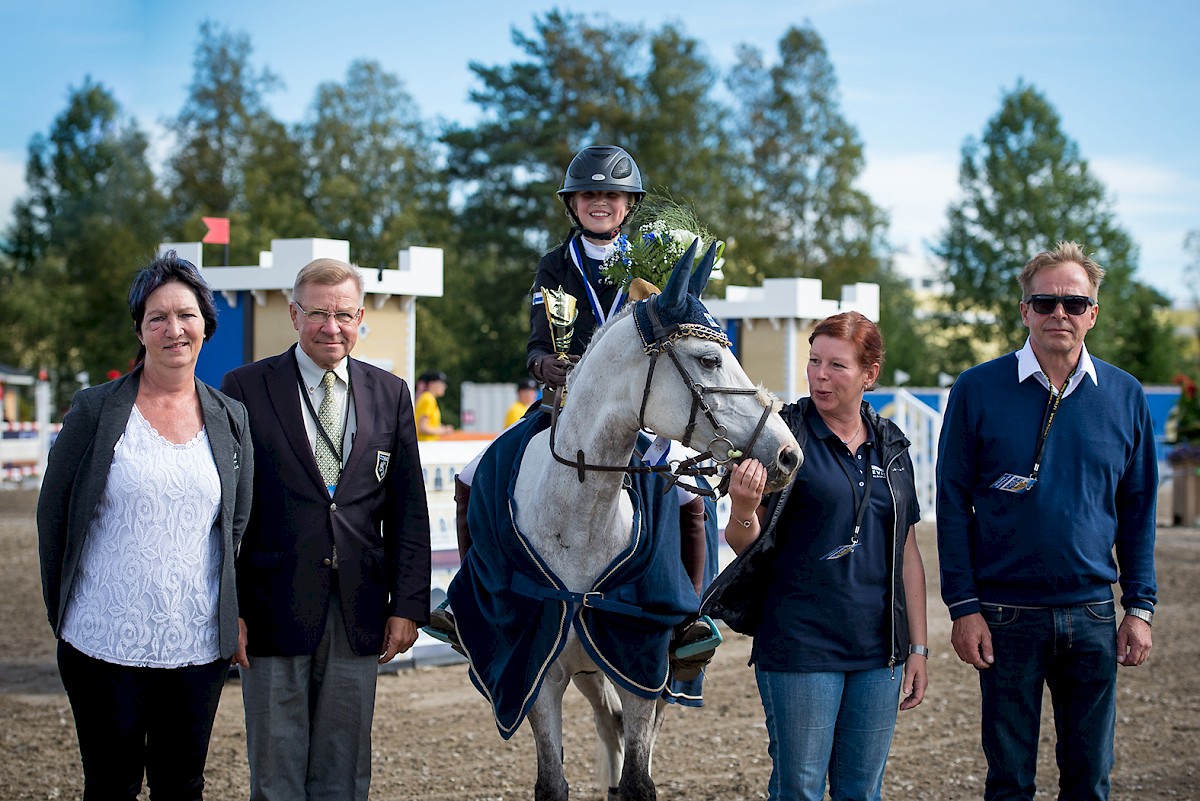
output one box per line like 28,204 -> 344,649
755,666 -> 901,801
978,601 -> 1117,801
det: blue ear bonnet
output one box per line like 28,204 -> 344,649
632,238 -> 730,349
633,294 -> 729,349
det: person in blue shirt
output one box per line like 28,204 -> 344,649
936,241 -> 1157,801
707,311 -> 927,801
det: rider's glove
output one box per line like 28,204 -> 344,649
532,353 -> 578,390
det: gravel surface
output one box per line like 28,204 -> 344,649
2,489 -> 1196,800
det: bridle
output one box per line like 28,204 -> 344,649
547,327 -> 775,499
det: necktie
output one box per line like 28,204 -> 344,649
316,370 -> 342,488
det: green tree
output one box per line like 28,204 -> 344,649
724,25 -> 890,291
303,59 -> 451,271
165,21 -> 296,263
439,11 -> 733,388
1,78 -> 165,404
934,82 -> 1176,381
239,115 -> 319,251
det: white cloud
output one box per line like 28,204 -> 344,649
0,150 -> 26,233
1090,155 -> 1200,298
859,151 -> 960,278
859,151 -> 1200,299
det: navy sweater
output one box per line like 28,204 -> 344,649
936,352 -> 1157,619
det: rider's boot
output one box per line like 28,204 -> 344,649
454,476 -> 472,560
679,495 -> 707,597
425,477 -> 473,653
670,496 -> 718,681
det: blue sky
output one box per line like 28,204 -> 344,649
3,0 -> 1198,300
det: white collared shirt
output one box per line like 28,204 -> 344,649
1015,338 -> 1098,400
579,236 -> 617,261
295,346 -> 357,466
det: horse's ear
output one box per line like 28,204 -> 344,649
655,237 -> 698,317
688,241 -> 718,298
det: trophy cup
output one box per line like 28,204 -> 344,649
542,285 -> 577,400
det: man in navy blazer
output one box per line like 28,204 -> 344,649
221,258 -> 431,801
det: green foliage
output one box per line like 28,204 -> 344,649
600,195 -> 724,289
8,16 -> 1183,426
934,82 -> 1177,381
1,78 -> 164,406
165,20 -> 287,264
723,25 -> 889,292
304,60 -> 452,271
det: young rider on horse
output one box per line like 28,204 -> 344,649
441,148 -> 713,671
451,146 -> 708,595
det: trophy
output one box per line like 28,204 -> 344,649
542,285 -> 578,359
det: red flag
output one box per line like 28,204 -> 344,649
202,217 -> 230,245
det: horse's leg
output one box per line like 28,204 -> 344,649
646,698 -> 669,777
528,666 -> 572,801
615,692 -> 659,801
571,670 -> 624,800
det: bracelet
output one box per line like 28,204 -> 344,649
730,514 -> 753,528
908,644 -> 930,657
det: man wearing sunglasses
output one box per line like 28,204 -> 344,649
936,241 -> 1157,801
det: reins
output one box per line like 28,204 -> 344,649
547,332 -> 773,499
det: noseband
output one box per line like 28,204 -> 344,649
547,331 -> 774,499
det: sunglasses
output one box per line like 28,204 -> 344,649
1024,294 -> 1096,316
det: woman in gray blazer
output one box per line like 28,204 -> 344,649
38,251 -> 253,800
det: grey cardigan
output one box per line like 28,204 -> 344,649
37,368 -> 254,659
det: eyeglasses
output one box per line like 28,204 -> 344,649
1024,294 -> 1096,316
293,301 -> 362,327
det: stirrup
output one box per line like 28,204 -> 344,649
422,603 -> 465,656
669,614 -> 722,681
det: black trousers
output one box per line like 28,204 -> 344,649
57,640 -> 228,801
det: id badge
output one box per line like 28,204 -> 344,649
990,473 -> 1037,493
820,542 -> 858,560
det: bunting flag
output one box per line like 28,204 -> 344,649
201,216 -> 230,245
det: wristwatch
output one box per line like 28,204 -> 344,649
1125,607 -> 1153,626
908,644 -> 930,657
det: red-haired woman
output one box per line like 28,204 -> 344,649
706,311 -> 928,801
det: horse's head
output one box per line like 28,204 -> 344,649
631,241 -> 802,492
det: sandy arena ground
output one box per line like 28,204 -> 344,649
1,489 -> 1196,800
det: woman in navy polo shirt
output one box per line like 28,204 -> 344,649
712,311 -> 927,801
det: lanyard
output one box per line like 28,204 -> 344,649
294,358 -> 353,473
569,234 -> 626,326
828,437 -> 873,547
1030,365 -> 1076,481
818,428 -> 873,561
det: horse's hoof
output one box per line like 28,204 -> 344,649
607,789 -> 620,801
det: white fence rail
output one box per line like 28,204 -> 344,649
888,389 -> 942,520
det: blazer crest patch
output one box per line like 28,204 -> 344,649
375,451 -> 391,482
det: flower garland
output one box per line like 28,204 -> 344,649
599,197 -> 725,291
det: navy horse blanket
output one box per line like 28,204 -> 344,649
447,413 -> 703,739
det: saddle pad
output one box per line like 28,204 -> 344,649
448,412 -> 701,738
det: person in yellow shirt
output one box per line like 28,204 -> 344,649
503,378 -> 540,428
414,371 -> 452,441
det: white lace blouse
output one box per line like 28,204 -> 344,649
59,405 -> 223,667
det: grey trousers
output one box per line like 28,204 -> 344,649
241,588 -> 378,801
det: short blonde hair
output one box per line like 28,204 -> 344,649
1017,242 -> 1106,297
293,258 -> 365,305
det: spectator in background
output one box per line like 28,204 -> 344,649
415,371 -> 453,441
503,378 -> 541,428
